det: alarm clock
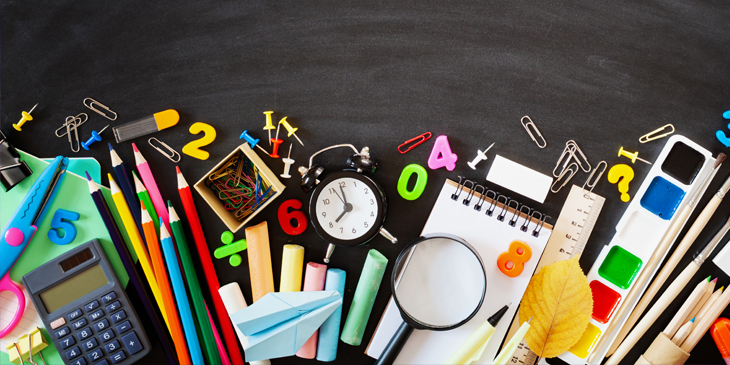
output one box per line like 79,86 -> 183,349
299,144 -> 397,262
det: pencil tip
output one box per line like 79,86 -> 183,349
713,277 -> 718,283
721,286 -> 725,292
176,165 -> 181,174
707,276 -> 712,281
716,153 -> 727,167
691,317 -> 695,322
85,171 -> 91,181
108,143 -> 113,151
132,143 -> 139,152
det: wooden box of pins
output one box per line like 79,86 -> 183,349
194,143 -> 286,232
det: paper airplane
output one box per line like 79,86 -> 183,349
231,290 -> 343,361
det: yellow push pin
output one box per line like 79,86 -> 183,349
13,103 -> 38,131
279,117 -> 304,146
618,146 -> 652,165
263,111 -> 275,145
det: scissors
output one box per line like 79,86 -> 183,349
0,156 -> 68,337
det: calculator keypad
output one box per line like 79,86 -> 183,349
56,326 -> 71,338
85,300 -> 100,312
101,292 -> 116,304
60,335 -> 76,349
77,327 -> 93,340
121,331 -> 143,355
99,329 -> 115,343
70,358 -> 87,365
88,348 -> 103,362
110,310 -> 126,323
68,308 -> 83,321
116,321 -> 132,334
89,309 -> 104,321
82,338 -> 98,350
94,319 -> 110,332
72,318 -> 88,330
65,346 -> 82,359
105,301 -> 121,313
104,339 -> 121,353
110,351 -> 126,364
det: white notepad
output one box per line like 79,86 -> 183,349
366,178 -> 552,364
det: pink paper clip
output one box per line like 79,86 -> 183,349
398,132 -> 433,154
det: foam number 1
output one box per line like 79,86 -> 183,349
428,135 -> 458,171
183,122 -> 217,160
278,199 -> 308,235
497,240 -> 532,277
48,209 -> 80,245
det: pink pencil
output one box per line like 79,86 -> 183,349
207,304 -> 232,365
296,262 -> 328,359
133,143 -> 172,235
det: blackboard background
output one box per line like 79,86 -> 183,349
2,1 -> 730,364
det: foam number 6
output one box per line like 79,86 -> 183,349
497,240 -> 532,277
182,122 -> 217,160
397,164 -> 428,200
48,209 -> 80,245
278,199 -> 308,235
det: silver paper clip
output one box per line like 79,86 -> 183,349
566,140 -> 591,172
551,162 -> 578,193
553,144 -> 576,177
65,116 -> 80,153
521,116 -> 547,148
583,161 -> 607,192
639,124 -> 674,143
55,113 -> 88,138
148,137 -> 181,162
83,98 -> 117,121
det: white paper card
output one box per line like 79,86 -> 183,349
486,155 -> 552,204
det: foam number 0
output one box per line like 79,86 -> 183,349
428,135 -> 458,171
48,209 -> 80,245
397,164 -> 428,200
182,122 -> 217,160
497,240 -> 532,277
278,199 -> 308,235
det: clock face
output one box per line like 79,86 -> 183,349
310,171 -> 385,246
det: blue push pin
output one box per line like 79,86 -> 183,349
82,125 -> 109,150
239,129 -> 269,154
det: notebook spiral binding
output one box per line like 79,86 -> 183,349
450,176 -> 550,237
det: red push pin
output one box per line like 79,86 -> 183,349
269,123 -> 283,158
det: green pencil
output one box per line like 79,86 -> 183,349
168,201 -> 221,365
133,170 -> 160,235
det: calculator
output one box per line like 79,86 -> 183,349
23,239 -> 150,365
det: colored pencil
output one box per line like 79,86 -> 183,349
133,142 -> 171,235
682,284 -> 730,351
85,172 -> 176,365
142,202 -> 191,365
176,166 -> 244,365
663,277 -> 709,337
109,143 -> 143,235
168,202 -> 221,365
686,278 -> 717,323
206,304 -> 232,365
672,318 -> 694,345
134,170 -> 160,235
159,218 -> 204,365
695,286 -> 724,326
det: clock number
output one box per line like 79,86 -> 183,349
329,188 -> 336,194
322,212 -> 327,218
277,199 -> 308,235
370,199 -> 374,205
371,212 -> 375,217
364,222 -> 369,228
323,199 -> 330,205
340,227 -> 343,233
364,188 -> 369,194
329,222 -> 333,228
352,228 -> 356,234
339,181 -> 346,188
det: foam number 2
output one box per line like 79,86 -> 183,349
428,135 -> 458,171
397,164 -> 428,200
497,240 -> 532,277
48,209 -> 80,245
182,122 -> 217,160
278,199 -> 308,235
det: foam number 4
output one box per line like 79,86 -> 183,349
278,199 -> 308,235
428,135 -> 458,171
182,122 -> 217,160
397,164 -> 428,200
48,209 -> 80,245
497,240 -> 532,277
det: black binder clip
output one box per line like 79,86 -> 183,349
0,130 -> 33,191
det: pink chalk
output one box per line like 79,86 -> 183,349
428,135 -> 458,171
296,262 -> 328,359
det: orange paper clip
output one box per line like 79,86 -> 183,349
398,132 -> 432,154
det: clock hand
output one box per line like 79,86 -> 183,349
340,185 -> 348,205
335,209 -> 347,223
333,190 -> 345,204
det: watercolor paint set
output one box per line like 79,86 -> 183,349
557,135 -> 714,363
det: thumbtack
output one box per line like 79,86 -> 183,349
467,142 -> 495,170
13,103 -> 38,131
279,117 -> 304,146
81,125 -> 109,150
618,146 -> 652,165
269,122 -> 283,158
263,111 -> 275,145
281,144 -> 295,179
239,130 -> 270,155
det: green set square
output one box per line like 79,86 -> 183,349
598,246 -> 643,289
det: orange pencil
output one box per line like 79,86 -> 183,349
142,201 -> 191,365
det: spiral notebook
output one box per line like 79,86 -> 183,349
366,178 -> 553,364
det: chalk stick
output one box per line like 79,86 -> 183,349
245,222 -> 275,302
218,283 -> 271,365
280,244 -> 305,292
296,262 -> 329,359
341,249 -> 388,346
317,268 -> 347,362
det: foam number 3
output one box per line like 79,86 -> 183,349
182,122 -> 217,160
278,199 -> 308,235
497,240 -> 532,277
428,135 -> 458,171
48,209 -> 80,245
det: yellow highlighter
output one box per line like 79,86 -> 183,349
112,109 -> 179,143
493,317 -> 532,365
445,305 -> 509,364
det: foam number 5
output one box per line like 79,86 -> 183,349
48,209 -> 80,245
497,240 -> 532,277
278,199 -> 308,235
182,122 -> 217,160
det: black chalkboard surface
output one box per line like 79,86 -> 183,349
2,1 -> 729,364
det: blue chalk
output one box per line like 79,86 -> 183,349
316,268 -> 346,362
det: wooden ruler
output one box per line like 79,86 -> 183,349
506,184 -> 605,365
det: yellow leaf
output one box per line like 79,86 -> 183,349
518,256 -> 593,358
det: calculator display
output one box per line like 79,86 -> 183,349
40,264 -> 109,313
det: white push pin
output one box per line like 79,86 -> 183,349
467,142 -> 495,170
281,143 -> 295,178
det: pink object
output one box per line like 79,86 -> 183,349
296,262 -> 328,359
5,227 -> 25,246
427,135 -> 458,171
207,303 -> 232,365
0,273 -> 25,337
132,143 -> 172,235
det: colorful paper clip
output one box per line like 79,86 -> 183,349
521,116 -> 547,149
639,124 -> 675,143
398,132 -> 432,154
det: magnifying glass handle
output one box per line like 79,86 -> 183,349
375,321 -> 414,365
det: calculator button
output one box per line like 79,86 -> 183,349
68,309 -> 83,321
100,329 -> 116,343
93,360 -> 109,365
101,292 -> 117,304
70,358 -> 87,365
111,310 -> 126,323
94,319 -> 110,332
87,348 -> 104,363
85,300 -> 100,312
122,331 -> 144,355
72,317 -> 88,330
56,326 -> 71,338
89,309 -> 104,321
105,300 -> 121,313
65,346 -> 81,360
83,338 -> 99,350
104,339 -> 120,353
110,350 -> 126,364
77,327 -> 93,340
116,320 -> 132,334
59,335 -> 76,349
51,317 -> 66,329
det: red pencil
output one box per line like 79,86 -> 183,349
176,166 -> 244,365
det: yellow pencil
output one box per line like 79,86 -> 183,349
108,174 -> 170,330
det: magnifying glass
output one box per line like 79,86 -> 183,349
375,234 -> 487,365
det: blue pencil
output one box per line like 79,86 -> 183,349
109,143 -> 144,237
159,217 -> 204,365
